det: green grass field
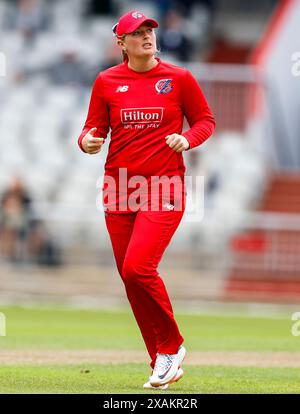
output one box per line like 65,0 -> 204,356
0,306 -> 299,393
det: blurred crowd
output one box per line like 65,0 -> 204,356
1,0 -> 215,88
0,0 -> 280,270
0,0 -> 215,264
0,0 -> 214,265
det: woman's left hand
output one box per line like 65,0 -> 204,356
165,134 -> 190,152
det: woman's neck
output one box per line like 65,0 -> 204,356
127,56 -> 158,73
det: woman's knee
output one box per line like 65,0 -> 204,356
122,258 -> 147,284
122,258 -> 138,283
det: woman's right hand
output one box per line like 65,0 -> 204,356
82,127 -> 104,154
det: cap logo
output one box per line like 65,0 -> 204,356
132,12 -> 143,19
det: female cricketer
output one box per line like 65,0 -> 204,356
78,10 -> 215,389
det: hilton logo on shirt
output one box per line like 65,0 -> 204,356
121,107 -> 164,126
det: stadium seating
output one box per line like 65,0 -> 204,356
0,0 -> 268,253
225,174 -> 300,302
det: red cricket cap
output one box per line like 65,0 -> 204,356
112,10 -> 158,37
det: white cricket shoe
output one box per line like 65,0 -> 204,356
167,345 -> 186,385
144,345 -> 187,389
177,345 -> 186,367
143,368 -> 184,390
143,381 -> 169,390
149,353 -> 179,387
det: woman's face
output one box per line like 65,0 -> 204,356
120,24 -> 157,59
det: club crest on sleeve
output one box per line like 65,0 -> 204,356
155,79 -> 173,94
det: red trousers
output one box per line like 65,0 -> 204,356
105,206 -> 185,369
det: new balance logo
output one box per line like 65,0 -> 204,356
116,85 -> 129,92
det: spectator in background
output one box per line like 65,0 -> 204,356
0,177 -> 61,266
4,0 -> 49,45
85,0 -> 116,16
158,8 -> 193,61
173,0 -> 214,17
27,220 -> 61,267
100,42 -> 123,72
46,43 -> 88,87
22,41 -> 90,87
0,177 -> 32,263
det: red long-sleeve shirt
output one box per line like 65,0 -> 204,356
78,58 -> 215,211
